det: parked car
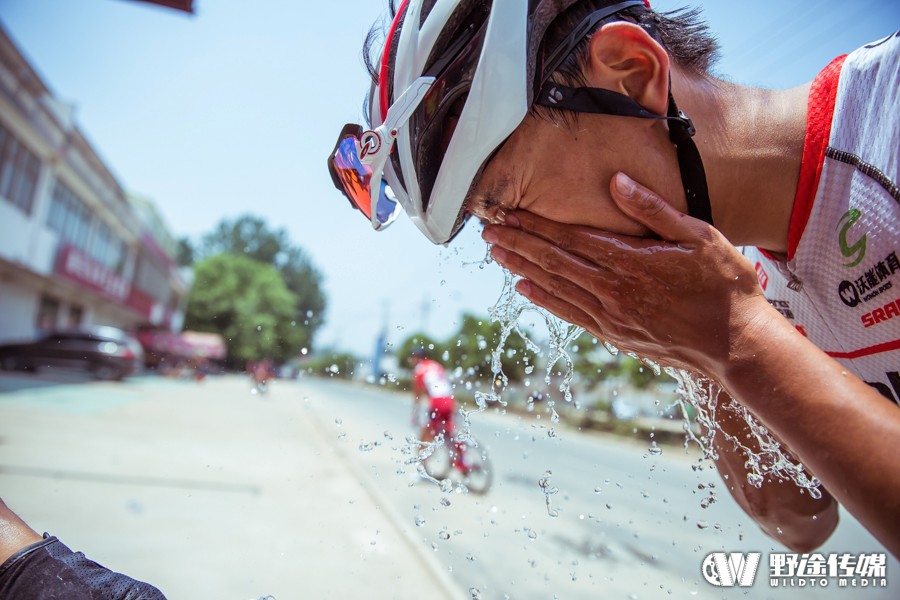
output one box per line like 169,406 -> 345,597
0,326 -> 143,381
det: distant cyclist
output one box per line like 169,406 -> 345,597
409,348 -> 464,465
410,348 -> 453,440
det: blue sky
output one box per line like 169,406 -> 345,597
1,0 -> 897,356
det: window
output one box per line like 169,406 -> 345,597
89,220 -> 127,274
134,252 -> 172,304
47,180 -> 91,250
67,305 -> 84,328
0,121 -> 41,214
36,295 -> 60,332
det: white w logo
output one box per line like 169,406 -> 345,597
702,552 -> 761,587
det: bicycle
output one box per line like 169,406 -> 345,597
420,431 -> 494,495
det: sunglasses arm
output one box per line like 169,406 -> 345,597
358,76 -> 434,168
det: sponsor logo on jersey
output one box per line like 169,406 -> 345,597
837,209 -> 868,268
838,250 -> 900,308
755,262 -> 769,291
768,299 -> 795,320
861,298 -> 900,329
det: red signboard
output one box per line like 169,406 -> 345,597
56,244 -> 131,302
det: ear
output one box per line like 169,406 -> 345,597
583,21 -> 670,115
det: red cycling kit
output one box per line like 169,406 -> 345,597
412,359 -> 456,437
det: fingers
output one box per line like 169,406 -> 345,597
609,173 -> 712,244
486,210 -> 662,266
487,230 -> 618,299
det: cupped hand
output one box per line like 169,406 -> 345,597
481,173 -> 772,377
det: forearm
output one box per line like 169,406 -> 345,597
711,302 -> 900,556
705,394 -> 838,551
0,499 -> 42,566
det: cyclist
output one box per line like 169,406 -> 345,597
327,1 -> 900,555
409,348 -> 466,470
250,357 -> 275,393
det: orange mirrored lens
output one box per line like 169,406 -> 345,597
332,137 -> 373,218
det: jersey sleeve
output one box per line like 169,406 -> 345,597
0,535 -> 167,600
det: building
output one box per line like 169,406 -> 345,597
0,24 -> 190,344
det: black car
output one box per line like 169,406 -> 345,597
0,326 -> 144,381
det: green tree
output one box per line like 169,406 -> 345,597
569,332 -> 617,386
198,215 -> 326,348
184,254 -> 304,368
395,333 -> 444,368
396,314 -> 534,384
176,237 -> 194,267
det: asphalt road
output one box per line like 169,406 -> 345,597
298,376 -> 898,600
0,372 -> 896,599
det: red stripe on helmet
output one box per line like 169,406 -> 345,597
643,0 -> 651,8
379,0 -> 410,123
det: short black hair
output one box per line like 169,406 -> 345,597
537,2 -> 719,124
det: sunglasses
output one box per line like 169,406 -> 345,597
327,77 -> 433,231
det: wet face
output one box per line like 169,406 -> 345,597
465,109 -> 687,236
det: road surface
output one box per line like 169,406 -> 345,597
0,372 -> 895,599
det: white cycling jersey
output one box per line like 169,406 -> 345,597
743,31 -> 900,405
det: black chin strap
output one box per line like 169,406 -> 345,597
537,82 -> 714,226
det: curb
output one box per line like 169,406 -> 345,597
303,397 -> 464,600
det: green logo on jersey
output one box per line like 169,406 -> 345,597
837,209 -> 867,268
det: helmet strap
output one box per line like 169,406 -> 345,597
536,82 -> 714,227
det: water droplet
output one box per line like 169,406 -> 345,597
335,418 -> 343,426
747,473 -> 764,488
383,430 -> 393,441
466,553 -> 476,562
358,442 -> 374,453
439,530 -> 451,540
415,516 -> 425,527
526,529 -> 538,540
648,444 -> 662,456
440,498 -> 451,507
696,520 -> 709,530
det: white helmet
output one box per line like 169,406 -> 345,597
328,0 -> 712,245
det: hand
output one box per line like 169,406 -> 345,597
481,173 -> 772,377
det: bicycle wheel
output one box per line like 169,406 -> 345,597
422,444 -> 451,481
458,437 -> 493,494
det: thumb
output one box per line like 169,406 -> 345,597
610,172 -> 709,243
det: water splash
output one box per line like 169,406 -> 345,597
665,368 -> 822,498
485,264 -> 822,499
538,470 -> 560,518
483,268 -> 584,427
